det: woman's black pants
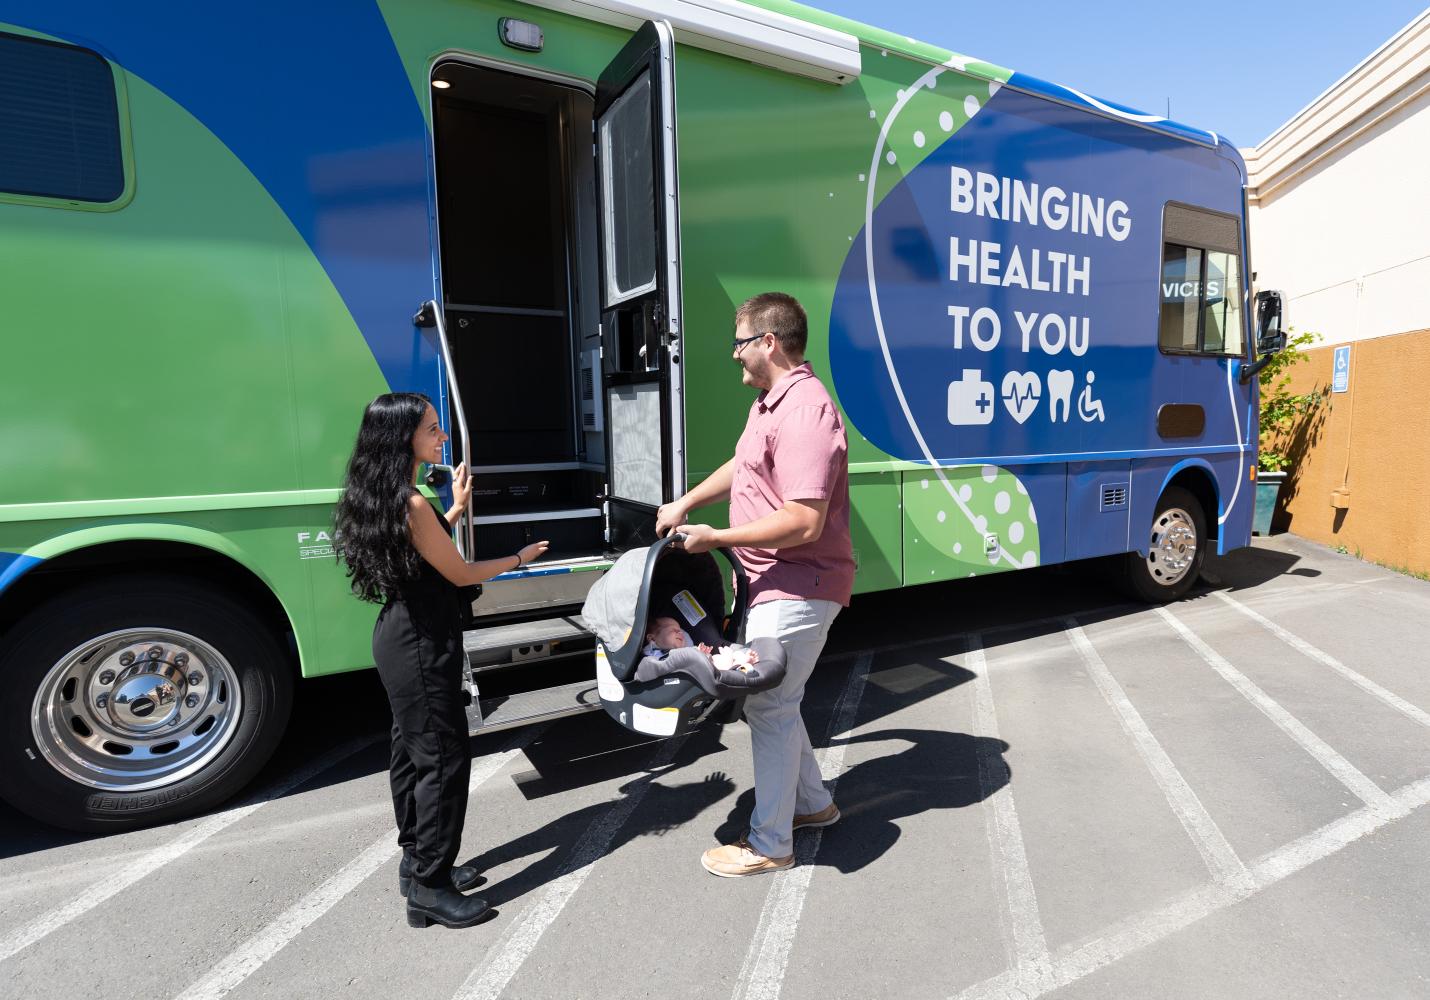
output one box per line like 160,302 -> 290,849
372,601 -> 471,889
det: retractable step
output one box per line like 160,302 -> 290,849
461,611 -> 605,733
463,613 -> 594,672
469,680 -> 602,734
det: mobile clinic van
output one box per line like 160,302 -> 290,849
0,0 -> 1284,829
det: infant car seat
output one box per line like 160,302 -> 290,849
581,534 -> 787,737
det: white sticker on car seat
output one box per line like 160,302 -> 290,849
632,703 -> 680,736
595,644 -> 624,702
672,589 -> 706,627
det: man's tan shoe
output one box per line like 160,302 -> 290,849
701,841 -> 794,878
793,802 -> 840,831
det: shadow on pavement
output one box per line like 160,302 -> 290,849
466,724 -> 737,907
0,542 -> 1321,861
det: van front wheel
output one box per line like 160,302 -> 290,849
1121,486 -> 1207,603
0,577 -> 293,831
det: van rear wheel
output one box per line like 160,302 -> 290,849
0,576 -> 293,831
1121,486 -> 1207,603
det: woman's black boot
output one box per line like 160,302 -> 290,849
399,851 -> 484,896
406,883 -> 494,929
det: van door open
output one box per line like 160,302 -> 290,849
594,20 -> 685,552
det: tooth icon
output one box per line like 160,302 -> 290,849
1048,369 -> 1074,423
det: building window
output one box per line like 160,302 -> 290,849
0,31 -> 125,204
1158,204 -> 1244,356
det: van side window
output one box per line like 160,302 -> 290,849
1158,204 -> 1244,356
0,32 -> 125,205
598,72 -> 658,307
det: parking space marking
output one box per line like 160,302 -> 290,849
968,634 -> 1053,988
732,651 -> 874,1000
453,732 -> 691,1000
0,733 -> 380,966
171,726 -> 546,1000
1155,607 -> 1403,819
823,605 -> 1134,664
1066,621 -> 1254,893
1212,590 -> 1430,729
953,774 -> 1430,1000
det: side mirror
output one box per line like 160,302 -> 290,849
1240,290 -> 1287,383
1254,289 -> 1286,356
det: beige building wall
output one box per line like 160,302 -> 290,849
1245,10 -> 1430,575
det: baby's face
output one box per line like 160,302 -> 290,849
647,617 -> 687,649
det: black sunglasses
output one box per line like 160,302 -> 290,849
732,331 -> 770,352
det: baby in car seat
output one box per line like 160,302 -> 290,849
644,615 -> 759,672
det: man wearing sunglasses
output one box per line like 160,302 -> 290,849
655,291 -> 854,878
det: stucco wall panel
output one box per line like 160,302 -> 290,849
1248,86 -> 1430,347
1274,328 -> 1430,575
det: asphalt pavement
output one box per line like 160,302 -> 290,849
2,534 -> 1427,1000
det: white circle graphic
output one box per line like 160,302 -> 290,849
939,110 -> 954,132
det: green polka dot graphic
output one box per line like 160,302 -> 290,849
904,465 -> 1041,579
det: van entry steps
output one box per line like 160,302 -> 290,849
469,680 -> 601,734
462,614 -> 595,673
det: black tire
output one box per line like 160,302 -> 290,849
1120,486 -> 1207,604
0,576 -> 293,832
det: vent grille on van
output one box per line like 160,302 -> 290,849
580,348 -> 603,432
1100,484 -> 1129,511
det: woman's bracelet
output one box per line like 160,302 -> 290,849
513,552 -> 524,571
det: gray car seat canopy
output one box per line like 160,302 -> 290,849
582,539 -> 787,706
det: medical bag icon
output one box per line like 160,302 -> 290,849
948,369 -> 995,426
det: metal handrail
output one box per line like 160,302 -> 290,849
415,299 -> 474,559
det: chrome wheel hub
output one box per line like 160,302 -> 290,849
32,629 -> 242,792
1146,506 -> 1198,586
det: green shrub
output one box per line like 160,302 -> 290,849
1258,329 -> 1326,473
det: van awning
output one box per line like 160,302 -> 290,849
518,0 -> 862,84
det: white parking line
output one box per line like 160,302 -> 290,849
968,634 -> 1052,989
822,605 -> 1134,664
453,732 -> 691,1000
0,733 -> 380,966
953,774 -> 1430,1000
1156,607 -> 1403,818
1212,590 -> 1430,729
732,651 -> 874,1000
172,726 -> 546,1000
1065,621 -> 1253,893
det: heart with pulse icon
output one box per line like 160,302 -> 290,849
1000,371 -> 1042,424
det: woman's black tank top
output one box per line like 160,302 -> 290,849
386,500 -> 462,641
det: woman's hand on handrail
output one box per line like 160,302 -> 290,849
443,462 -> 471,530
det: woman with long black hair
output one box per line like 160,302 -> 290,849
335,392 -> 547,929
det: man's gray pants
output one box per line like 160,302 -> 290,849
743,597 -> 841,859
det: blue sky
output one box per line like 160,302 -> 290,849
817,1 -> 1427,147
